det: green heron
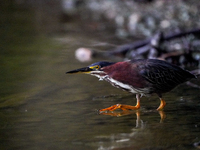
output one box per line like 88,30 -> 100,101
66,59 -> 196,112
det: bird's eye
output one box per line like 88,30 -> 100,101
90,65 -> 100,70
95,65 -> 100,69
94,65 -> 100,70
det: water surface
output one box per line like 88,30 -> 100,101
0,3 -> 200,150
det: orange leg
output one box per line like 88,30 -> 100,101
99,94 -> 140,113
157,98 -> 166,111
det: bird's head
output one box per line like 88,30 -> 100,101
66,61 -> 115,78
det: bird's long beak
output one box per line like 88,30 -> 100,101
66,67 -> 93,74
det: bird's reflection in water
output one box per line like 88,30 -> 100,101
99,109 -> 166,123
96,110 -> 167,150
96,111 -> 143,150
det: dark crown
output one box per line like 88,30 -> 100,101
89,61 -> 115,68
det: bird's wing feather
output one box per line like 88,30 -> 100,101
139,59 -> 194,92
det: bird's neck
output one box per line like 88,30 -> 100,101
89,71 -> 107,81
90,72 -> 140,94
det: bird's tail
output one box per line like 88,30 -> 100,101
190,69 -> 200,78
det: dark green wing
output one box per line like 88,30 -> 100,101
139,59 -> 195,93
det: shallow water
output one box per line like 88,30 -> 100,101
1,3 -> 200,150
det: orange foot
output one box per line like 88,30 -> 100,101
99,103 -> 140,113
